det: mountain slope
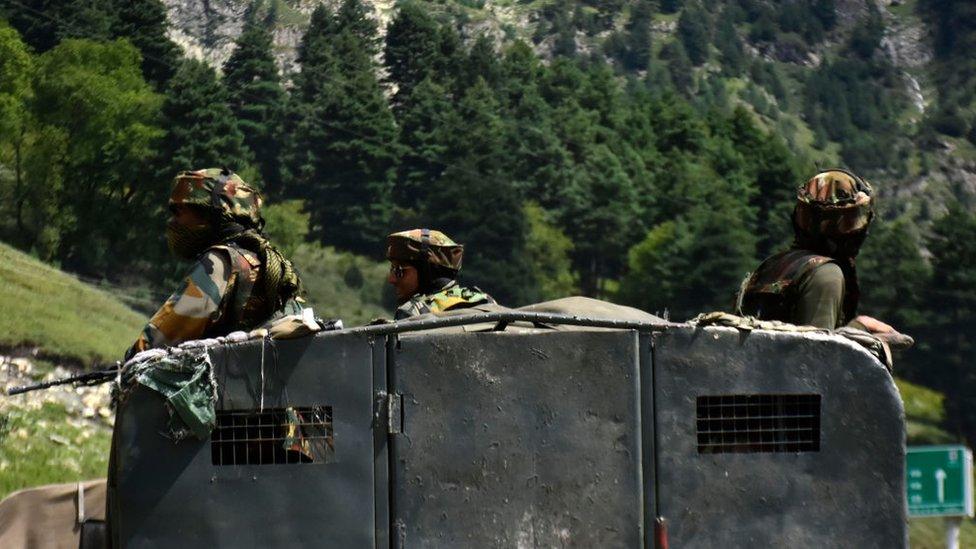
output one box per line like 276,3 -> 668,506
0,242 -> 146,365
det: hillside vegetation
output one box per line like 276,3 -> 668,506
0,242 -> 145,364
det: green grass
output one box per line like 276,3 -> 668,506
0,401 -> 111,500
0,242 -> 146,365
897,378 -> 955,445
910,516 -> 976,548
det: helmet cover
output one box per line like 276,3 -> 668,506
169,168 -> 264,228
386,228 -> 463,272
793,169 -> 874,238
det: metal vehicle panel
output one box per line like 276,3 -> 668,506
652,327 -> 907,547
390,329 -> 645,547
111,334 -> 381,548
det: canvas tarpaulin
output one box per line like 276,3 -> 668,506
117,349 -> 217,440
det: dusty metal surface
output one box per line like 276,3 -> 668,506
653,327 -> 907,548
111,334 -> 380,548
345,310 -> 671,337
105,317 -> 908,548
390,330 -> 645,547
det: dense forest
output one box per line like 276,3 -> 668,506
0,0 -> 975,445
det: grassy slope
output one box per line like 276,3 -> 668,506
0,242 -> 146,364
0,242 -> 141,497
0,401 -> 112,498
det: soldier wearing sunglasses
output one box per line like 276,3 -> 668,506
385,228 -> 495,320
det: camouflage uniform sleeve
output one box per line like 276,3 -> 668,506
125,250 -> 234,359
793,263 -> 845,330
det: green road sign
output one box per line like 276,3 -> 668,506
907,445 -> 974,518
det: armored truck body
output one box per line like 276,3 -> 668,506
108,312 -> 906,547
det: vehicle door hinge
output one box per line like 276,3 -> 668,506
375,391 -> 403,435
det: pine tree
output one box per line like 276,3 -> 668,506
393,76 -> 451,218
384,2 -> 442,112
464,35 -> 502,90
335,0 -> 379,56
284,3 -> 337,192
111,0 -> 180,87
498,41 -> 573,209
3,0 -> 116,52
677,2 -> 711,66
292,4 -> 338,106
622,0 -> 654,71
423,79 -> 536,304
715,14 -> 745,76
619,162 -> 758,318
296,70 -> 399,255
920,207 -> 976,445
715,107 -> 802,256
660,0 -> 683,15
287,0 -> 403,253
660,41 -> 694,95
812,0 -> 837,31
224,2 -> 286,196
551,1 -> 577,58
856,217 -> 931,329
560,143 -> 641,296
161,59 -> 251,175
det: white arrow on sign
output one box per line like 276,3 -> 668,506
936,468 -> 947,503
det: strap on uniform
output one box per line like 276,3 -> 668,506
211,167 -> 232,211
420,228 -> 431,259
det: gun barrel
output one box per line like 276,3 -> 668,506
6,368 -> 119,396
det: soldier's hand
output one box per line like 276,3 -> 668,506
850,315 -> 914,350
851,315 -> 895,334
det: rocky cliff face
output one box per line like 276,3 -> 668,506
162,0 -> 395,73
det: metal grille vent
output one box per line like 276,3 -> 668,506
696,394 -> 821,454
211,406 -> 334,466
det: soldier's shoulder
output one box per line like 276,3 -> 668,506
804,262 -> 844,287
753,250 -> 834,285
206,244 -> 260,270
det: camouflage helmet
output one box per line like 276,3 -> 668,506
169,168 -> 264,228
386,228 -> 463,273
793,169 -> 874,238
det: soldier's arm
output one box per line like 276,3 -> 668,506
125,250 -> 234,359
793,262 -> 845,330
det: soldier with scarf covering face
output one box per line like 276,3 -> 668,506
736,169 -> 894,333
385,228 -> 496,320
126,168 -> 304,359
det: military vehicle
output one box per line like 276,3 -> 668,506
87,297 -> 905,548
0,299 -> 902,547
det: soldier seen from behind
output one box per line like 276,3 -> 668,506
736,169 -> 901,337
126,168 -> 304,359
386,229 -> 496,319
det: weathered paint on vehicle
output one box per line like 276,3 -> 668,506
107,313 -> 907,548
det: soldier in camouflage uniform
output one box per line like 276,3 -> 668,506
126,168 -> 303,359
737,169 -> 883,330
386,229 -> 495,320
